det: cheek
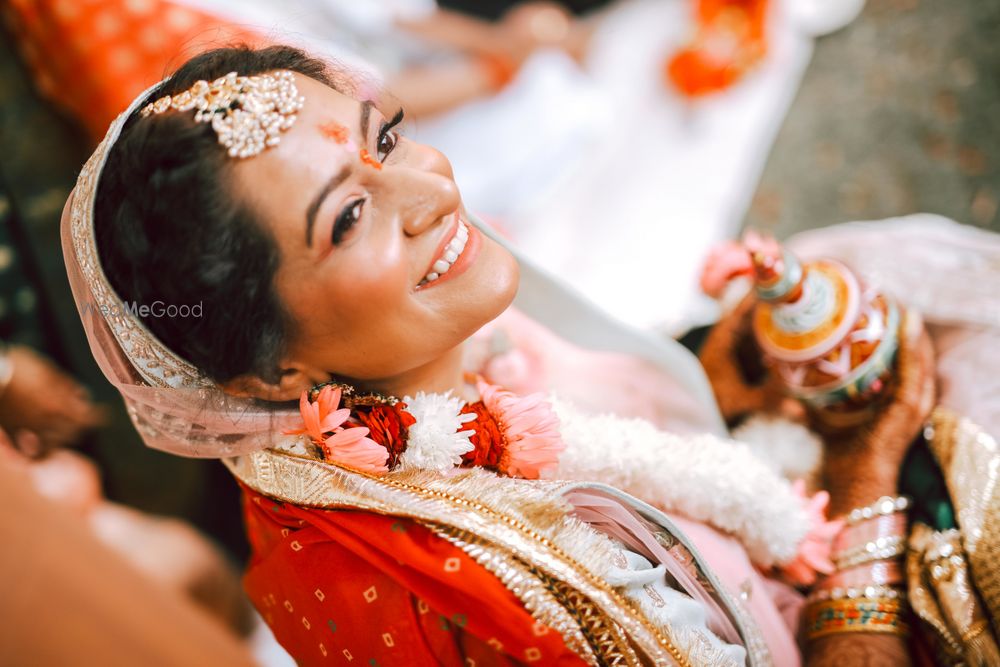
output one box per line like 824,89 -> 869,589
430,239 -> 519,333
319,239 -> 414,341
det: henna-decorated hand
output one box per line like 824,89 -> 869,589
699,293 -> 803,425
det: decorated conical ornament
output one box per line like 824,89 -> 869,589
746,233 -> 899,427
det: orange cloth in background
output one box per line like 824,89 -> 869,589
240,484 -> 586,666
665,0 -> 769,97
3,0 -> 262,142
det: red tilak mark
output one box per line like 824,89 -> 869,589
319,122 -> 351,144
359,149 -> 383,171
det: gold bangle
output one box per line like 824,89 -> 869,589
833,536 -> 907,570
845,496 -> 910,525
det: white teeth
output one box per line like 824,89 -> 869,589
420,221 -> 470,286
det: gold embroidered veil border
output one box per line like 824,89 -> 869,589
63,78 -> 306,459
924,408 -> 1000,639
225,449 -> 768,667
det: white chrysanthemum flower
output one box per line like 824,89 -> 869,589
272,433 -> 313,457
399,391 -> 476,472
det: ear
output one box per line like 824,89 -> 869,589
220,364 -> 329,402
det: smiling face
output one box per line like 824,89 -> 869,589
228,73 -> 519,399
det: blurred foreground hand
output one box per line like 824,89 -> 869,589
0,345 -> 107,457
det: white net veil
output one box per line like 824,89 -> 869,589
62,79 -> 302,458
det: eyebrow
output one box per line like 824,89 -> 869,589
305,163 -> 351,247
304,101 -> 375,247
359,100 -> 373,146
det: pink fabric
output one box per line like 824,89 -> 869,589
566,488 -> 803,666
669,514 -> 803,666
468,308 -> 723,436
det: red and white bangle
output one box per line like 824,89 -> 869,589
815,560 -> 905,592
833,512 -> 907,553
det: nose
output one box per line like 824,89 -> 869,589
384,143 -> 461,237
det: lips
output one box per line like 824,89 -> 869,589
418,216 -> 470,287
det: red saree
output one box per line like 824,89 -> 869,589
240,484 -> 587,666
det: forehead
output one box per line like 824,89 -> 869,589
289,72 -> 360,126
228,73 -> 361,208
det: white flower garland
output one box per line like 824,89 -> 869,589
546,396 -> 810,568
399,391 -> 476,473
732,414 -> 823,489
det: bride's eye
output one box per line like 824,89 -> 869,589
376,109 -> 404,162
376,129 -> 398,162
332,198 -> 364,245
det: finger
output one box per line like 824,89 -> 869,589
14,430 -> 44,459
0,429 -> 28,466
63,396 -> 109,431
914,330 -> 937,422
891,310 -> 936,422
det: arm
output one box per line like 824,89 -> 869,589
387,59 -> 503,119
805,313 -> 935,666
0,460 -> 254,665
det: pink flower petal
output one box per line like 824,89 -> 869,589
323,427 -> 388,474
477,378 -> 564,480
286,387 -> 359,446
777,480 -> 844,587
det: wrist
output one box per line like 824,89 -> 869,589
823,454 -> 900,517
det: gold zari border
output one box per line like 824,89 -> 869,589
225,450 -> 698,666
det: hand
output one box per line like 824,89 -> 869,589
0,346 -> 108,457
699,292 -> 803,424
821,311 -> 935,513
498,2 -> 591,63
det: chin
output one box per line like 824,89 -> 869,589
481,241 -> 520,319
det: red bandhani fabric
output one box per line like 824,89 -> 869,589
240,484 -> 587,666
3,0 -> 263,143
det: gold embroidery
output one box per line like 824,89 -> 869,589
927,408 -> 1000,635
226,451 -> 697,665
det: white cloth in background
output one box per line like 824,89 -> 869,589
420,0 -> 814,335
175,0 -> 436,76
179,0 -> 817,335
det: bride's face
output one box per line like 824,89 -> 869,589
230,74 -> 519,389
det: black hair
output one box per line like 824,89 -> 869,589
95,45 -> 339,384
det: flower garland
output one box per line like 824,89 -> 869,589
282,379 -> 837,583
282,377 -> 564,480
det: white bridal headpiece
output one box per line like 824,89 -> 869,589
140,70 -> 304,158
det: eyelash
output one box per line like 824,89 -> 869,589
332,198 -> 364,246
376,109 -> 404,162
330,110 -> 405,247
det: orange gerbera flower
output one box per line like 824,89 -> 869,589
284,386 -> 388,473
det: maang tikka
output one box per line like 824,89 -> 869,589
140,70 -> 305,159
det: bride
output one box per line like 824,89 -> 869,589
63,44 -> 997,665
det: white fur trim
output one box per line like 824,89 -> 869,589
732,415 -> 823,487
547,397 -> 810,567
399,391 -> 476,472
